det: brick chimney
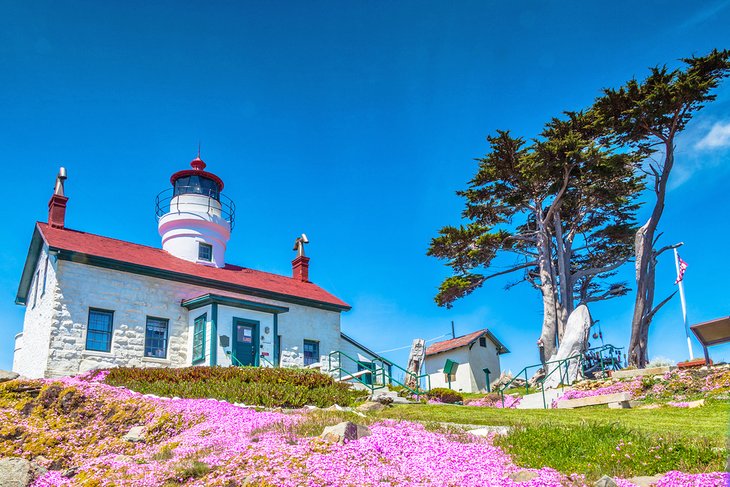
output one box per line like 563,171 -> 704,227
292,255 -> 310,282
48,167 -> 68,229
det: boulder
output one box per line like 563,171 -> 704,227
543,305 -> 592,390
625,475 -> 664,487
594,475 -> 618,487
356,401 -> 385,413
508,470 -> 540,482
0,457 -> 47,487
121,426 -> 146,443
320,422 -> 371,444
0,371 -> 19,383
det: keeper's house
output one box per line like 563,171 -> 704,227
13,156 -> 389,378
424,329 -> 509,393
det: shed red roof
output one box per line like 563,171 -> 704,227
426,330 -> 487,356
34,222 -> 350,310
425,329 -> 509,356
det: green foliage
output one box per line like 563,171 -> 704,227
427,388 -> 463,404
494,422 -> 725,481
105,366 -> 366,408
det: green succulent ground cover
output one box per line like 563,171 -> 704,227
377,400 -> 729,479
104,366 -> 367,408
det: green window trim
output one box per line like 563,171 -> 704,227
192,313 -> 207,364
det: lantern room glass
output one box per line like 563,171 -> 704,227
173,175 -> 220,201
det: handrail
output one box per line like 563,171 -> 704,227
328,350 -> 430,398
155,187 -> 236,230
496,352 -> 581,408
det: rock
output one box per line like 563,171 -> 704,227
62,467 -> 78,478
686,399 -> 705,408
594,475 -> 618,487
375,395 -> 394,406
356,401 -> 385,412
543,305 -> 592,389
0,457 -> 47,487
508,470 -> 540,482
325,404 -> 349,412
0,370 -> 19,383
625,475 -> 664,487
320,422 -> 371,444
121,426 -> 146,443
112,455 -> 133,464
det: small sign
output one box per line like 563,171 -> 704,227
261,352 -> 270,357
444,359 -> 457,375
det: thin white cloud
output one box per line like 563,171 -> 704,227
695,121 -> 730,150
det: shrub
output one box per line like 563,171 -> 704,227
104,366 -> 366,408
427,388 -> 463,404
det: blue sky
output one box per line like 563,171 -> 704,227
2,1 -> 730,373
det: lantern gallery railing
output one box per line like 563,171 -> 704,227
155,187 -> 236,230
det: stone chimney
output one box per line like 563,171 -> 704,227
292,255 -> 310,282
48,167 -> 68,229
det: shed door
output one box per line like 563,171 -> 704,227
233,320 -> 258,367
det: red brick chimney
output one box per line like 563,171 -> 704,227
48,167 -> 68,229
292,255 -> 310,282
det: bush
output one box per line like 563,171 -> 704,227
104,366 -> 366,408
427,388 -> 463,404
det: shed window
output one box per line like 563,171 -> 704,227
145,317 -> 169,358
86,309 -> 114,352
303,340 -> 319,366
479,337 -> 487,347
192,314 -> 206,364
198,243 -> 213,262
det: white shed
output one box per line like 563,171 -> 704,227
424,329 -> 509,393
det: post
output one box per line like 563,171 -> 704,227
483,368 -> 491,392
674,248 -> 693,360
451,321 -> 455,339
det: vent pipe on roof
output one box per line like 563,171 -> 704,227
48,167 -> 68,229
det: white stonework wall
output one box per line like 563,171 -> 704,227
13,246 -> 56,377
425,348 -> 478,393
277,304 -> 341,370
15,255 -> 349,378
44,261 -> 193,377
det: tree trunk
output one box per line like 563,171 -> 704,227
536,219 -> 558,360
629,142 -> 674,368
552,211 -> 573,342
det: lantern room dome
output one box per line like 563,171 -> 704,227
170,156 -> 225,200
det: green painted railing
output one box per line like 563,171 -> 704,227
497,344 -> 625,409
327,350 -> 430,398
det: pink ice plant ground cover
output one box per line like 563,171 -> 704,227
465,393 -> 522,408
3,371 -> 726,487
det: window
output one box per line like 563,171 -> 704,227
41,256 -> 49,296
479,337 -> 487,348
198,242 -> 213,262
86,309 -> 114,352
303,340 -> 319,366
145,317 -> 169,358
192,314 -> 206,364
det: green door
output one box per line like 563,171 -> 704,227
233,319 -> 258,367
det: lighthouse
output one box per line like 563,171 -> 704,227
156,155 -> 235,267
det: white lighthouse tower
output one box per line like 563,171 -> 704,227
156,155 -> 235,267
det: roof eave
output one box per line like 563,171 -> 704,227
15,225 -> 46,306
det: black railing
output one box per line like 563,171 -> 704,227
155,187 -> 236,230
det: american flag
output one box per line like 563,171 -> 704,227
675,254 -> 688,284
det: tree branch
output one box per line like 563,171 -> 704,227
645,291 -> 678,322
482,261 -> 538,281
572,257 -> 630,281
654,241 -> 683,258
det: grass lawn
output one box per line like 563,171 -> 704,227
375,400 -> 729,480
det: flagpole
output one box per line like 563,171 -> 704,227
673,248 -> 693,360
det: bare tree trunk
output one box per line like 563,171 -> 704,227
537,219 -> 559,360
629,142 -> 674,367
552,211 -> 573,342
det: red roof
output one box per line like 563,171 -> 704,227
34,222 -> 350,310
426,330 -> 487,356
